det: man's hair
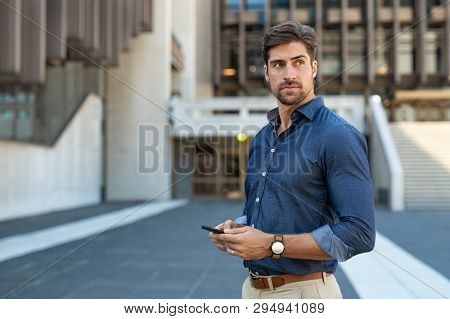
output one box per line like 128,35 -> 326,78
262,21 -> 318,66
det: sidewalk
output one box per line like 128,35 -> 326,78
0,200 -> 448,299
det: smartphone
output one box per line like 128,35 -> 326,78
201,225 -> 224,234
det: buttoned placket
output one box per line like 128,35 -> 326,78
251,114 -> 304,229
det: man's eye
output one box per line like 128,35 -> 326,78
294,60 -> 303,66
274,63 -> 282,68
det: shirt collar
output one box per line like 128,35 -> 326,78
266,96 -> 324,123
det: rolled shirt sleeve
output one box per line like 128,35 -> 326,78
311,124 -> 376,262
234,215 -> 248,225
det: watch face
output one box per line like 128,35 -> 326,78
272,241 -> 284,255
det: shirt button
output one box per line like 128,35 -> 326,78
271,148 -> 275,153
255,197 -> 260,203
261,172 -> 266,176
251,224 -> 255,228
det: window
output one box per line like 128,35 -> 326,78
348,27 -> 365,75
246,0 -> 264,11
374,27 -> 392,75
398,29 -> 414,75
322,30 -> 341,75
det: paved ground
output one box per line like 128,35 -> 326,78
0,202 -> 143,239
0,200 -> 448,299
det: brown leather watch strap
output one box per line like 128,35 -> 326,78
271,234 -> 284,259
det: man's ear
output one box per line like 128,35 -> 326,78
312,60 -> 318,78
264,64 -> 269,82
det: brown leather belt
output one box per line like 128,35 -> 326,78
249,272 -> 332,290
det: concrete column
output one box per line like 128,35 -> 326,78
133,0 -> 143,36
238,0 -> 246,88
289,0 -> 296,20
393,0 -> 401,84
106,0 -> 172,200
366,0 -> 375,85
315,0 -> 323,84
173,0 -> 197,99
20,0 -> 46,84
265,0 -> 271,31
341,0 -> 349,86
112,0 -> 124,65
212,0 -> 221,87
67,0 -> 86,41
99,0 -> 114,64
142,0 -> 153,31
122,0 -> 133,50
85,0 -> 100,54
196,0 -> 213,97
46,0 -> 67,61
444,0 -> 450,84
0,0 -> 21,77
415,0 -> 427,84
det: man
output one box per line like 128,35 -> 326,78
209,21 -> 375,299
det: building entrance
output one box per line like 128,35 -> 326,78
172,136 -> 250,199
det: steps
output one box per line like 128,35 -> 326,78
390,122 -> 450,211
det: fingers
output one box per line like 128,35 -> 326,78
226,245 -> 240,257
212,238 -> 227,252
209,220 -> 247,255
224,226 -> 250,234
223,220 -> 237,230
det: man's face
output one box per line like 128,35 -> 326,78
264,41 -> 317,107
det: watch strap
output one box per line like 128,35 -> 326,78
271,234 -> 284,259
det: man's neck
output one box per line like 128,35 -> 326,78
276,92 -> 316,135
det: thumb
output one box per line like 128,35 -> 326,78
224,226 -> 250,234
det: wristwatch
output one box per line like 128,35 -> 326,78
271,234 -> 285,260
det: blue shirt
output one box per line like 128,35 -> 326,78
236,96 -> 376,275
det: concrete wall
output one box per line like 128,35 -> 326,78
106,0 -> 172,201
195,0 -> 213,97
0,95 -> 103,221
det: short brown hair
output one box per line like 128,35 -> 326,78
262,21 -> 318,66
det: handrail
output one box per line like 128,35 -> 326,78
368,95 -> 404,211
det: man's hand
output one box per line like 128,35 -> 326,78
211,226 -> 273,260
208,220 -> 243,252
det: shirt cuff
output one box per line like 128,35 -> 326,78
234,215 -> 247,225
311,224 -> 351,262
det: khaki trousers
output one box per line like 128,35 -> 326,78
242,273 -> 343,299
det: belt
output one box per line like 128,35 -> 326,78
249,271 -> 332,290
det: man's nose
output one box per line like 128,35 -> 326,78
284,65 -> 296,81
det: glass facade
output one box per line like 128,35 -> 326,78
374,28 -> 392,75
221,27 -> 239,80
425,29 -> 440,74
246,24 -> 265,79
216,0 -> 449,95
245,0 -> 265,11
0,62 -> 104,144
399,29 -> 414,75
348,27 -> 365,75
322,29 -> 341,75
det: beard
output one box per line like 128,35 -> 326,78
273,81 -> 308,106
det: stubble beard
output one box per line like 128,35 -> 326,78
273,82 -> 310,107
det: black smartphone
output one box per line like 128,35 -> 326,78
201,225 -> 224,234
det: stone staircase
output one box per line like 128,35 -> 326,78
390,122 -> 450,211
